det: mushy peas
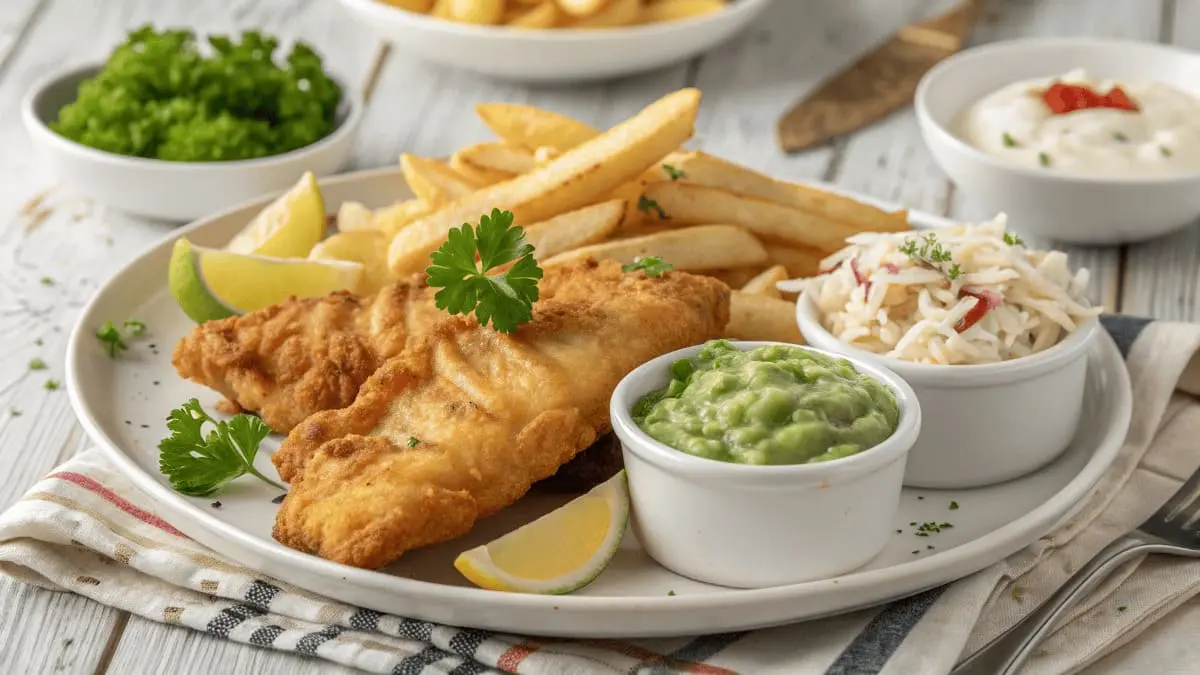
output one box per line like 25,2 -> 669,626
632,341 -> 899,466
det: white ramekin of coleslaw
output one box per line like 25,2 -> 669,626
787,216 -> 1101,489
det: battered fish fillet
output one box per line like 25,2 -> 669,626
173,262 -> 685,434
271,259 -> 730,569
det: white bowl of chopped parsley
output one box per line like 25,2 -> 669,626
21,26 -> 362,222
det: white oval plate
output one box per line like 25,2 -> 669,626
67,168 -> 1133,638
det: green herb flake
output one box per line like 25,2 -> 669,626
96,321 -> 128,358
44,379 -> 60,391
1160,146 -> 1173,158
40,277 -> 54,286
407,437 -> 421,447
1112,131 -> 1129,142
9,408 -> 21,417
28,358 -> 47,371
1012,585 -> 1025,602
667,590 -> 676,596
662,164 -> 686,181
622,256 -> 674,277
1003,233 -> 1025,247
1117,605 -> 1127,612
637,195 -> 668,219
123,319 -> 147,337
426,209 -> 543,334
34,338 -> 43,346
949,500 -> 959,510
1002,132 -> 1018,148
1038,152 -> 1052,167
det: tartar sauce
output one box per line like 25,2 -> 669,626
959,69 -> 1200,177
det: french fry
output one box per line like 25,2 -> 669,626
309,231 -> 396,295
709,266 -> 765,289
766,244 -> 825,279
373,198 -> 431,238
475,102 -> 600,152
640,0 -> 725,23
400,153 -> 482,205
642,181 -> 860,252
379,0 -> 434,11
505,1 -> 560,27
430,0 -> 454,18
556,0 -> 610,17
740,264 -> 788,298
336,201 -> 377,232
648,151 -> 909,233
727,292 -> 804,344
544,224 -> 767,271
391,89 -> 701,275
533,145 -> 561,164
524,199 -> 626,260
568,0 -> 640,27
449,154 -> 513,185
452,142 -> 538,176
450,0 -> 505,24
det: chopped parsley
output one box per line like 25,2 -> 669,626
44,379 -> 60,391
9,408 -> 21,417
1112,131 -> 1128,142
123,319 -> 147,337
1038,152 -> 1052,167
1012,585 -> 1025,602
34,338 -> 43,346
425,209 -> 543,334
407,437 -> 421,447
40,277 -> 54,286
667,590 -> 676,596
1160,145 -> 1173,157
662,164 -> 686,181
1117,605 -> 1127,612
1001,132 -> 1018,148
1003,233 -> 1025,247
28,358 -> 47,371
96,321 -> 128,358
622,256 -> 673,277
637,195 -> 668,219
949,500 -> 960,510
913,521 -> 954,537
899,233 -> 961,281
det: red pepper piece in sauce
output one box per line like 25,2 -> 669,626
1041,82 -> 1139,115
954,286 -> 1003,333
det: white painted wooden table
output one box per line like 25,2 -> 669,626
1,0 -> 1198,672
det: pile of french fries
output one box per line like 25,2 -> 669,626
317,88 -> 910,344
379,0 -> 728,28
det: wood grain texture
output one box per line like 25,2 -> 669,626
0,576 -> 124,674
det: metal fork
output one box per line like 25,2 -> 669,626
952,465 -> 1200,675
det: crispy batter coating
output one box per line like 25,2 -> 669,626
271,260 -> 730,569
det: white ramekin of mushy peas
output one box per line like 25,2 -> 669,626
610,340 -> 921,589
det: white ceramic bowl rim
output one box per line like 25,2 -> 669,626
610,340 -> 921,488
339,0 -> 771,41
915,36 -> 1200,185
796,291 -> 1101,384
21,63 -> 363,170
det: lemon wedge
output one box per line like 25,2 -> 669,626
455,471 -> 629,594
225,171 -> 326,258
169,237 -> 363,323
308,231 -> 395,295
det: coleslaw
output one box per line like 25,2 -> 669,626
779,215 -> 1101,365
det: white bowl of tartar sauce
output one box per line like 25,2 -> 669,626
915,38 -> 1200,244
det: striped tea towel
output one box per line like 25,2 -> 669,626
2,315 -> 1200,675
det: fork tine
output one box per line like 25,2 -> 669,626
1149,465 -> 1200,526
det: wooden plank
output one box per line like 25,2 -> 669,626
0,576 -> 125,674
1121,0 -> 1200,320
106,616 -> 360,675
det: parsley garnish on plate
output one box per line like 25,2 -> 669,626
40,276 -> 54,286
96,321 -> 128,358
426,209 -> 543,334
899,233 -> 961,281
158,398 -> 285,497
28,358 -> 47,371
1003,233 -> 1025,247
44,379 -> 60,391
123,319 -> 147,337
623,256 -> 674,277
662,164 -> 686,181
637,195 -> 668,219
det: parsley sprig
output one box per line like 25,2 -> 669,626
622,256 -> 673,277
899,233 -> 961,281
158,399 -> 285,497
426,209 -> 543,334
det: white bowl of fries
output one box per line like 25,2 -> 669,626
334,0 -> 774,82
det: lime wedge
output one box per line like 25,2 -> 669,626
454,471 -> 628,594
225,172 -> 326,258
169,237 -> 362,323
